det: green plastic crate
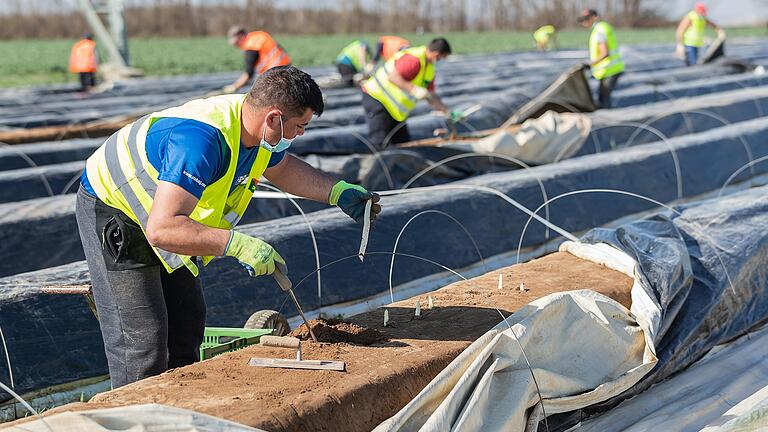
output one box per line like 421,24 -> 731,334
199,327 -> 274,360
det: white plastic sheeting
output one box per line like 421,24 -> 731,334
374,243 -> 659,432
572,324 -> 768,432
446,111 -> 590,165
2,403 -> 265,432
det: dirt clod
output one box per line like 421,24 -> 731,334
289,318 -> 388,345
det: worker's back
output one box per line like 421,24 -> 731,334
684,10 -> 707,47
240,31 -> 292,74
69,38 -> 97,73
378,36 -> 410,62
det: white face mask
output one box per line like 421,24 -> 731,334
260,115 -> 294,153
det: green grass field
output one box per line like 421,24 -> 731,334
1,27 -> 765,88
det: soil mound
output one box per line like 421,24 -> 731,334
289,318 -> 387,345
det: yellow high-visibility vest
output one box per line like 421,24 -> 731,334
589,21 -> 625,80
684,11 -> 707,47
85,94 -> 272,275
362,45 -> 435,122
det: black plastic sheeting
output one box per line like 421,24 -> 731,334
572,184 -> 768,425
613,71 -> 768,108
3,114 -> 768,395
582,85 -> 768,156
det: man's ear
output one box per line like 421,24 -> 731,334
265,109 -> 281,129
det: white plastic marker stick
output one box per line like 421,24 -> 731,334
498,274 -> 503,290
415,301 -> 421,317
384,308 -> 389,327
428,296 -> 434,309
358,199 -> 373,262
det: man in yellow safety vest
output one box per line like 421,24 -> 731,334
579,9 -> 625,109
75,66 -> 381,387
676,2 -> 724,66
223,25 -> 292,93
533,25 -> 557,51
361,38 -> 460,149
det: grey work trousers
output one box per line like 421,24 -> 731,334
75,186 -> 206,388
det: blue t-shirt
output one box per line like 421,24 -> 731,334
81,117 -> 285,199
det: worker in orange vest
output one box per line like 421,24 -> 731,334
69,33 -> 98,92
374,35 -> 410,63
224,26 -> 292,93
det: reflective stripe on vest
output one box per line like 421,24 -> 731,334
102,116 -> 187,271
362,46 -> 435,122
589,21 -> 625,80
241,31 -> 291,74
684,11 -> 707,47
69,39 -> 97,73
86,94 -> 272,275
256,45 -> 291,74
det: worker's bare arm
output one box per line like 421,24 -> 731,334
427,92 -> 449,112
676,16 -> 691,42
146,181 -> 231,256
229,72 -> 252,92
591,42 -> 610,65
264,154 -> 337,203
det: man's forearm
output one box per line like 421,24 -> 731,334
230,72 -> 251,90
264,154 -> 337,203
146,215 -> 231,256
428,94 -> 448,112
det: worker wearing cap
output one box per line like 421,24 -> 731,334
579,9 -> 625,109
676,3 -> 724,66
362,38 -> 460,149
69,33 -> 98,92
76,66 -> 380,387
223,26 -> 292,93
533,25 -> 557,51
335,40 -> 375,87
374,35 -> 410,63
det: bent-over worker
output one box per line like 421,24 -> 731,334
76,66 -> 380,387
223,26 -> 292,93
361,38 -> 460,149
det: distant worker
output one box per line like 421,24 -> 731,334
69,33 -> 98,92
76,66 -> 380,387
374,35 -> 410,63
533,25 -> 557,51
362,38 -> 459,149
335,40 -> 375,87
579,9 -> 625,109
676,2 -> 724,66
224,26 -> 292,93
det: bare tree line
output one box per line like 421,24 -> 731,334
0,0 -> 671,40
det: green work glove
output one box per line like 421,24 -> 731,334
449,110 -> 465,122
329,180 -> 381,224
225,231 -> 285,277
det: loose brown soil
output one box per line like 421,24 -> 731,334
289,319 -> 388,345
15,252 -> 633,432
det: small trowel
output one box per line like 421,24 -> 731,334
274,263 -> 318,343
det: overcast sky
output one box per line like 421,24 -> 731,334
3,0 -> 767,26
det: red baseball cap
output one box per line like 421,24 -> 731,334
694,2 -> 707,15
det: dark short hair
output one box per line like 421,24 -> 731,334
578,9 -> 599,22
246,66 -> 324,118
428,38 -> 452,55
